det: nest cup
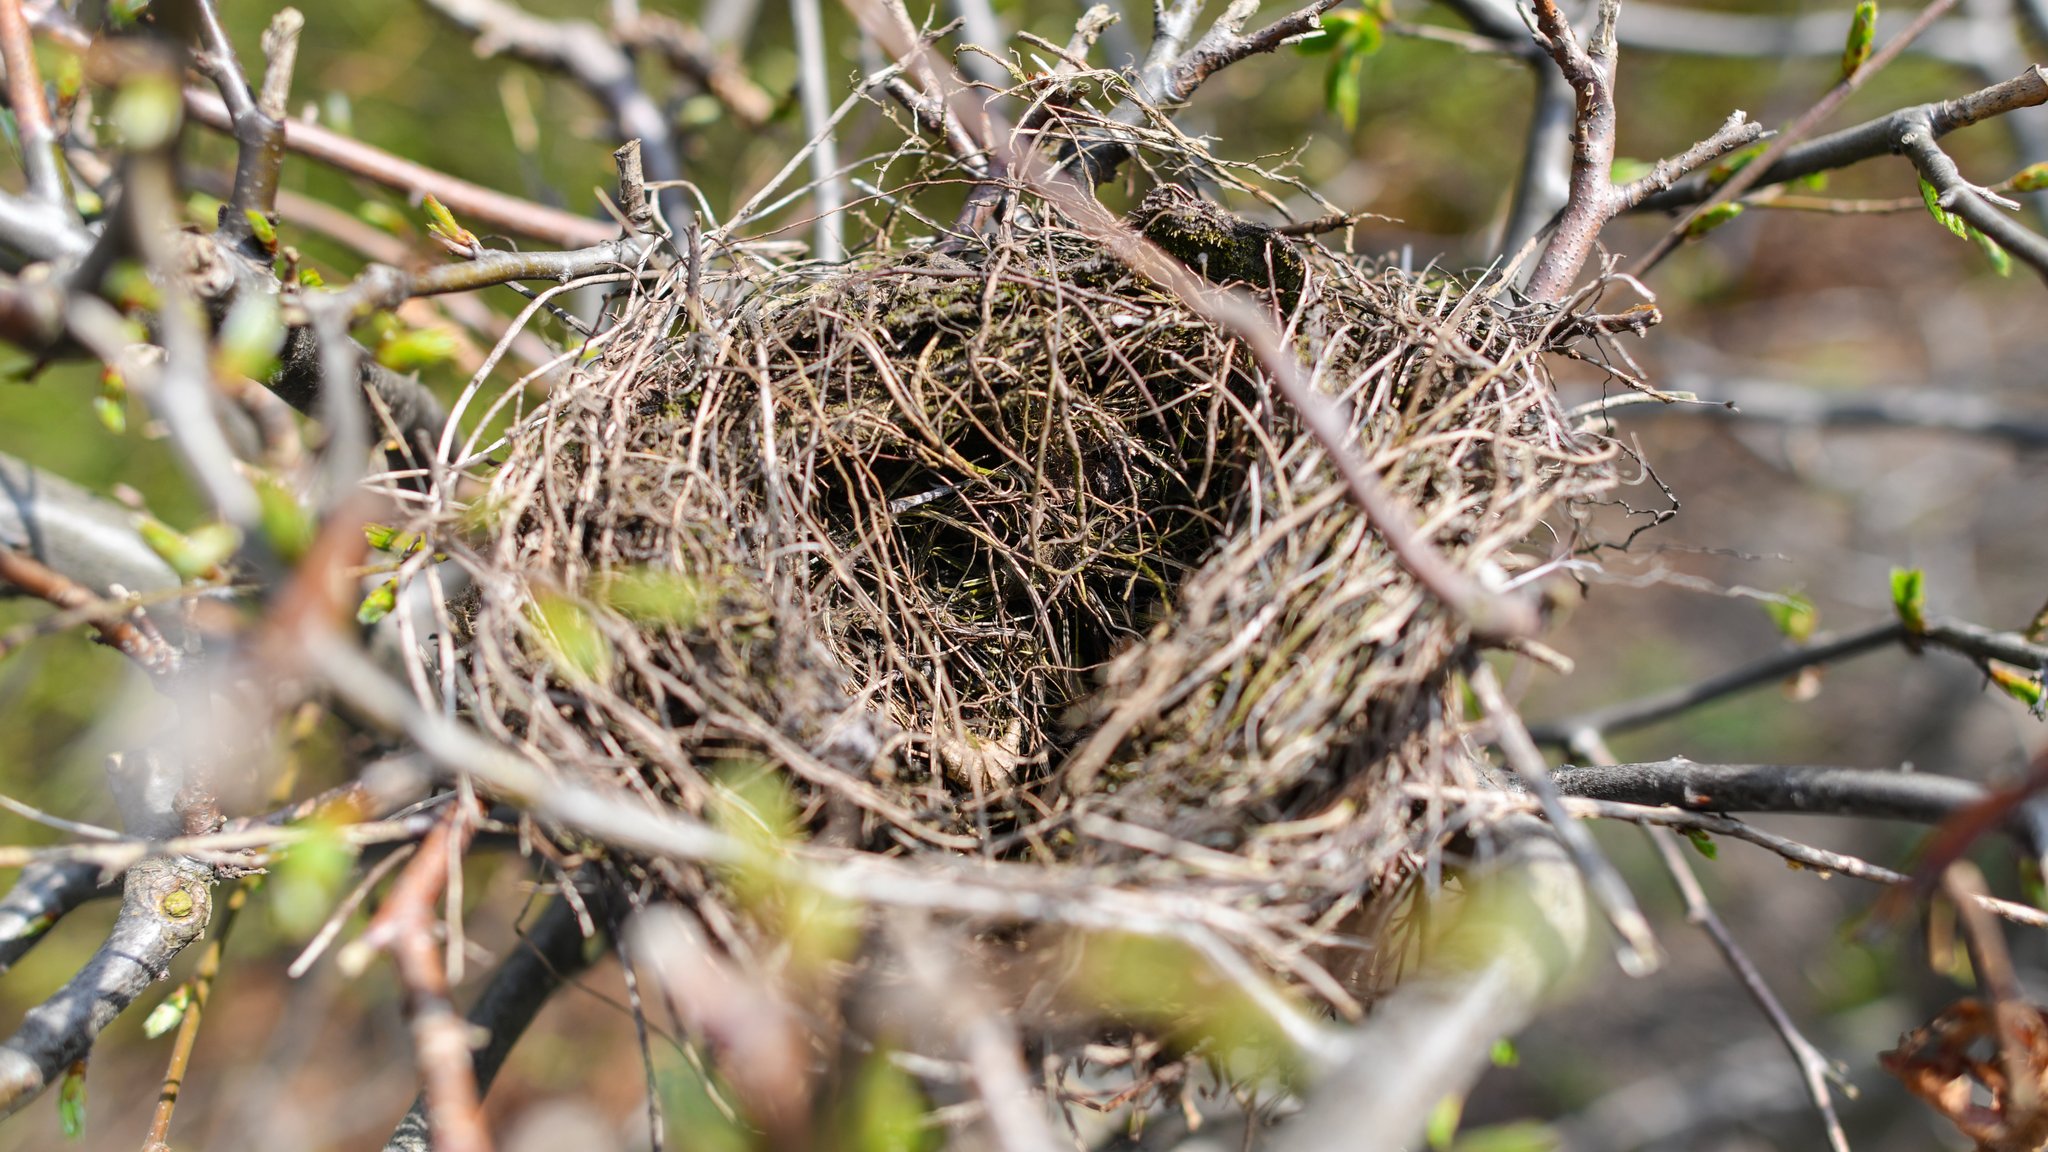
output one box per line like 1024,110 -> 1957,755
443,183 -> 1621,1013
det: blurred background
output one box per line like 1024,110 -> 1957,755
0,0 -> 2044,1148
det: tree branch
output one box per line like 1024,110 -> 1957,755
0,0 -> 71,217
384,880 -> 602,1152
1524,0 -> 1765,299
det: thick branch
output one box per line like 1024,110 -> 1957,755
1548,760 -> 2031,840
1900,124 -> 2048,283
0,856 -> 212,1119
0,545 -> 180,674
184,2 -> 298,252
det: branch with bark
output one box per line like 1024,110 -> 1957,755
1522,0 -> 1765,299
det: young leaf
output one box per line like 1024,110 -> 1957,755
253,472 -> 314,563
1839,0 -> 1877,81
1684,202 -> 1744,240
356,578 -> 399,626
1890,567 -> 1927,634
376,325 -> 459,373
1489,1038 -> 1519,1067
1683,828 -> 1718,860
1428,1094 -> 1463,1151
422,194 -> 480,254
243,208 -> 278,252
57,1060 -> 85,1139
1762,591 -> 1817,642
143,984 -> 193,1039
1919,179 -> 1970,240
1989,664 -> 2044,710
1970,227 -> 2013,277
528,592 -> 615,685
138,518 -> 240,581
2013,162 -> 2048,193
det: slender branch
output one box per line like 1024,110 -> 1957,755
1629,0 -> 1967,276
0,544 -> 180,675
1471,663 -> 1661,974
1528,621 -> 1905,747
0,862 -> 114,978
1598,376 -> 2048,447
0,0 -> 69,216
184,2 -> 299,253
1641,66 -> 2048,214
1064,0 -> 1344,188
142,876 -> 254,1151
1899,122 -> 2048,282
1547,760 -> 2036,844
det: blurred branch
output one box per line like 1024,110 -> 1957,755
385,883 -> 604,1152
1260,815 -> 1587,1152
0,0 -> 72,219
0,747 -> 216,1121
23,4 -> 619,250
0,452 -> 182,604
1502,65 -> 1574,258
616,11 -> 775,128
0,545 -> 180,674
1524,0 -> 1765,299
1548,760 -> 2035,839
420,0 -> 691,232
347,803 -> 492,1152
791,0 -> 844,261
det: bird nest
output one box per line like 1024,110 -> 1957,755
412,180 -> 1627,1088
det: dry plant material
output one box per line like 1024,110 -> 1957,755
1883,998 -> 2048,1151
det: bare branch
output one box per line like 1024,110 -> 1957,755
791,0 -> 845,261
616,11 -> 775,128
0,862 -> 114,978
0,545 -> 181,675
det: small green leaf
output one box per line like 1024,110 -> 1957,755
1683,828 -> 1718,860
364,523 -> 424,554
297,266 -> 325,287
1793,170 -> 1830,192
355,578 -> 399,626
216,292 -> 285,381
422,194 -> 479,252
253,472 -> 313,563
356,200 -> 411,236
1427,1094 -> 1463,1151
1489,1038 -> 1519,1067
2013,162 -> 2048,193
102,262 -> 160,313
1683,202 -> 1744,240
528,592 -> 615,685
1609,157 -> 1654,185
270,823 -> 358,939
595,568 -> 711,628
57,1060 -> 84,1139
852,1053 -> 933,1152
1762,592 -> 1817,642
1707,143 -> 1766,187
1309,10 -> 1381,131
139,518 -> 240,581
1840,0 -> 1877,81
1920,178 -> 1970,240
93,367 -> 126,435
243,208 -> 278,252
1970,226 -> 2013,277
1990,664 -> 2044,710
143,985 -> 193,1039
108,0 -> 150,25
375,326 -> 459,373
1890,567 -> 1927,634
109,73 -> 183,150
